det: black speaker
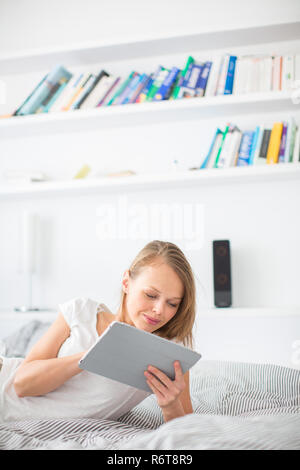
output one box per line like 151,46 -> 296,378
213,240 -> 232,308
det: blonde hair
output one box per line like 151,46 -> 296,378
118,240 -> 196,348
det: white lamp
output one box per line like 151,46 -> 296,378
15,211 -> 40,312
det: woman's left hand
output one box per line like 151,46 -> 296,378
144,361 -> 186,410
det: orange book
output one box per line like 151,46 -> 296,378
266,122 -> 283,164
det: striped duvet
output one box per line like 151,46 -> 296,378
1,360 -> 299,450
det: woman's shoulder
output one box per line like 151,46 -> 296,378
58,297 -> 100,327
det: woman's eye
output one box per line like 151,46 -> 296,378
146,293 -> 156,299
169,303 -> 177,308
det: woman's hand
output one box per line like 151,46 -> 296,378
144,361 -> 186,420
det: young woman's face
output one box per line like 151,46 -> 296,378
121,262 -> 184,333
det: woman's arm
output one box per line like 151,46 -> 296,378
144,362 -> 193,423
13,313 -> 85,397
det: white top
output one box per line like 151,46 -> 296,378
0,297 -> 150,423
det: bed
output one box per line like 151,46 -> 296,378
1,316 -> 300,450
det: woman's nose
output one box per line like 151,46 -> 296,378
152,299 -> 164,315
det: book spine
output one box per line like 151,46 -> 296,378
282,55 -> 295,91
14,74 -> 48,115
19,65 -> 72,115
248,126 -> 260,165
278,122 -> 288,163
98,77 -> 121,106
120,74 -> 142,104
216,55 -> 230,95
272,56 -> 282,91
292,127 -> 300,163
284,118 -> 295,163
196,61 -> 212,97
288,120 -> 297,162
200,128 -> 222,169
266,122 -> 283,164
258,129 -> 271,163
129,74 -> 148,103
224,56 -> 237,95
113,72 -> 138,105
136,75 -> 154,103
205,56 -> 223,97
146,67 -> 169,102
42,79 -> 69,112
213,125 -> 230,167
71,74 -> 95,109
178,63 -> 203,98
172,56 -> 194,99
236,131 -> 255,166
106,73 -> 133,106
153,67 -> 180,101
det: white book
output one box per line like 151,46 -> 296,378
232,57 -> 241,95
216,54 -> 230,95
62,71 -> 91,110
292,127 -> 300,163
49,73 -> 81,112
262,57 -> 273,92
204,56 -> 223,97
216,131 -> 233,168
282,55 -> 295,91
228,130 -> 243,166
71,73 -> 96,109
272,56 -> 282,91
80,75 -> 117,109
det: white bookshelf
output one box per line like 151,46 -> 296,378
0,90 -> 294,139
1,163 -> 300,199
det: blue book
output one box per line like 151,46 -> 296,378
135,75 -> 153,103
179,63 -> 203,98
200,128 -> 223,169
236,131 -> 255,166
196,61 -> 212,96
224,56 -> 237,95
43,80 -> 68,112
19,65 -> 72,115
121,73 -> 143,104
153,67 -> 180,101
14,74 -> 48,115
115,72 -> 138,105
248,126 -> 260,165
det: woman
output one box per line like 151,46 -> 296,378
0,240 -> 196,423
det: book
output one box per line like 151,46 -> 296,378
251,125 -> 265,165
113,72 -> 138,105
73,70 -> 109,109
146,67 -> 169,102
288,119 -> 298,162
36,76 -> 70,113
177,62 -> 203,98
216,124 -> 241,168
120,74 -> 142,104
197,61 -> 212,97
43,80 -> 69,112
284,117 -> 297,162
216,55 -> 230,95
153,67 -> 180,101
236,131 -> 255,166
278,122 -> 288,163
257,129 -> 271,164
70,73 -> 95,109
204,56 -> 223,96
272,56 -> 282,91
13,74 -> 48,115
224,56 -> 237,95
107,72 -> 135,106
62,72 -> 91,111
200,128 -> 222,168
49,73 -> 83,112
248,126 -> 260,165
18,65 -> 72,115
80,75 -> 118,109
135,74 -> 154,103
213,124 -> 230,167
292,127 -> 300,163
129,73 -> 149,103
171,56 -> 194,99
97,77 -> 121,106
266,122 -> 283,164
282,55 -> 295,91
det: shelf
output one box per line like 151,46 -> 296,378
1,163 -> 299,199
1,21 -> 300,74
197,307 -> 300,318
0,91 -> 296,139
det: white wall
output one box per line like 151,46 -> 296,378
0,1 -> 300,313
1,0 -> 300,55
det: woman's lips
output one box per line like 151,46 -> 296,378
143,314 -> 160,325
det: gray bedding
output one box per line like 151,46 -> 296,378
1,321 -> 299,450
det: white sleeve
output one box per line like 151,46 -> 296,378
58,297 -> 88,328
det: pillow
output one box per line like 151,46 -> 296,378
3,320 -> 51,358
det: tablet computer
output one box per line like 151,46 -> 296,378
79,321 -> 201,392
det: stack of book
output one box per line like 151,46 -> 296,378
6,53 -> 300,117
200,118 -> 300,169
